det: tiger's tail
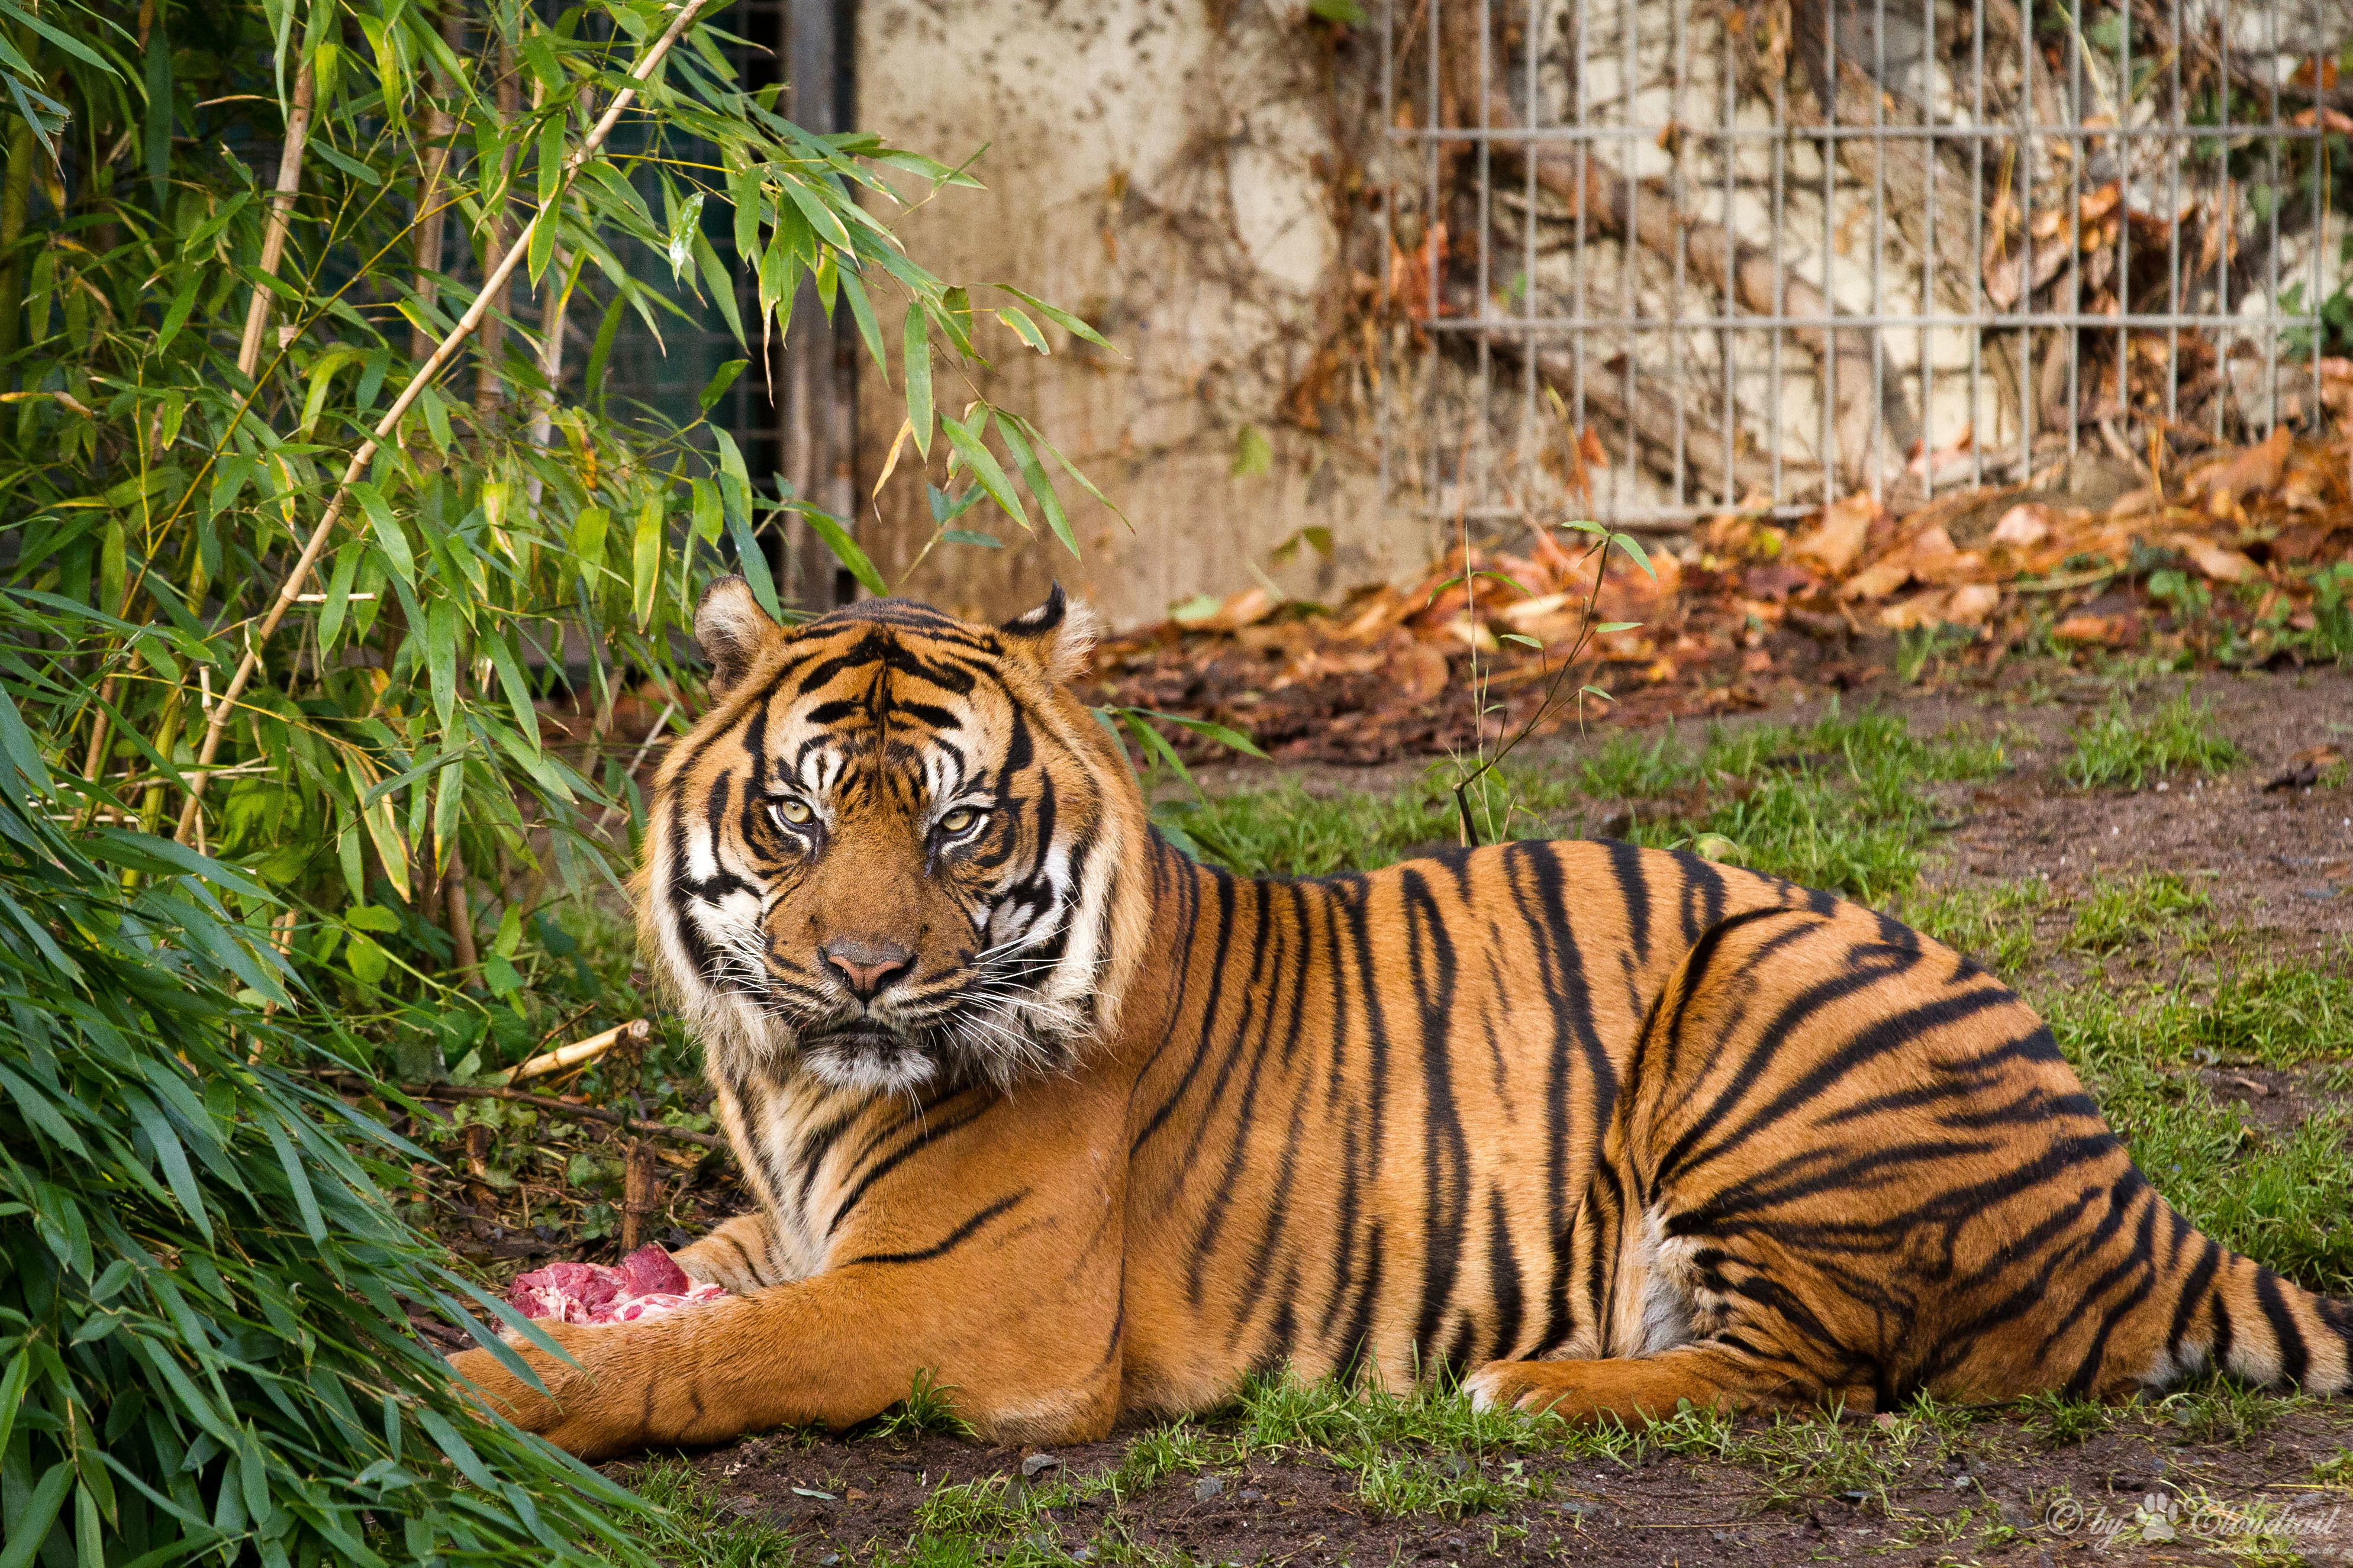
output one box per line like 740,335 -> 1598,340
2150,1207 -> 2353,1395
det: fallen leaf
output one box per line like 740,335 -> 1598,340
1989,503 -> 2052,549
2053,613 -> 2128,647
2177,538 -> 2257,583
2263,745 -> 2345,792
2183,425 -> 2290,504
1942,583 -> 2003,626
1840,559 -> 1913,602
1391,643 -> 1451,705
1791,495 -> 1878,576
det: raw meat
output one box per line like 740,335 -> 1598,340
508,1244 -> 729,1326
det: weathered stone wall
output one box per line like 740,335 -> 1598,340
853,0 -> 1428,627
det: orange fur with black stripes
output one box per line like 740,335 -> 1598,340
450,583 -> 2353,1459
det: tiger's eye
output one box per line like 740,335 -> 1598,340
773,798 -> 814,825
940,806 -> 979,835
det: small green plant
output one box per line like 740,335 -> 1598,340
2310,563 -> 2353,663
2019,1388 -> 2130,1446
2159,1373 -> 2287,1446
2184,954 -> 2353,1067
2066,872 -> 2211,956
2061,690 -> 2242,789
1349,1448 -> 1539,1518
1736,1408 -> 1913,1514
914,1473 -> 1032,1536
1914,877 -> 2049,975
1896,622 -> 1977,683
869,1368 -> 978,1440
1576,727 -> 1698,799
618,1459 -> 798,1568
2315,1448 -> 2353,1487
1118,1421 -> 1217,1486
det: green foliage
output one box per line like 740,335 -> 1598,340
2061,690 -> 2242,789
2065,872 -> 2210,956
0,1 -> 1110,1557
866,1368 -> 977,1441
614,1459 -> 795,1568
1913,877 -> 2048,976
0,0 -> 1105,1075
2042,983 -> 2353,1293
0,713 -> 647,1564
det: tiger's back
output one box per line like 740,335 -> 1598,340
452,588 -> 2351,1458
1116,836 -> 2348,1421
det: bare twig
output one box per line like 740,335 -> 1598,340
501,1017 -> 650,1085
316,1072 -> 728,1152
236,63 -> 318,378
174,0 -> 720,846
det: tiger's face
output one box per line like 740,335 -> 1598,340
640,580 -> 1154,1096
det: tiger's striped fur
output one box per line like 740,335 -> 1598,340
450,585 -> 2353,1459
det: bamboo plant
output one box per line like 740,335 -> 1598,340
0,0 -> 1112,1557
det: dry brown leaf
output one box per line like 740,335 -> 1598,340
1990,503 -> 2052,549
1841,560 -> 1913,602
1391,643 -> 1451,705
1942,583 -> 2002,626
2183,425 -> 2291,504
2177,538 -> 2258,583
2053,613 -> 2129,647
1791,495 -> 1877,576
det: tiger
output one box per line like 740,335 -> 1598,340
450,580 -> 2353,1460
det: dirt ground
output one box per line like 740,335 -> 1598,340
614,1401 -> 2353,1566
1184,660 -> 2353,943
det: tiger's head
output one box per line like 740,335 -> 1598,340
639,580 -> 1157,1096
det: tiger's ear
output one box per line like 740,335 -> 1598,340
997,583 -> 1100,685
695,576 -> 786,696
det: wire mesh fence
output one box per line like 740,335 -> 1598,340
1378,0 -> 2352,532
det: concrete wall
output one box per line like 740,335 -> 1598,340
853,0 -> 1435,628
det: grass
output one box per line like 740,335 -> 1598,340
622,1459 -> 797,1567
2061,688 -> 2243,789
2066,871 -> 2212,955
1913,876 -> 2049,976
1175,705 -> 2009,906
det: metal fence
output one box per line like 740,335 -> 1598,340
1378,0 -> 2350,531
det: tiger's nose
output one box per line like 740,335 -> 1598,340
820,938 -> 915,1001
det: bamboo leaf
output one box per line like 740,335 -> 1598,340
350,482 -> 415,584
486,631 -> 541,750
939,411 -> 1024,530
903,309 -> 933,458
795,506 -> 886,598
631,497 -> 662,628
726,510 -> 781,622
994,285 -> 1115,350
993,412 -> 1074,557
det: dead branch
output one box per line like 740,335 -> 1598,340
315,1071 -> 729,1152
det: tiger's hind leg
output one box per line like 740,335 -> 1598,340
1466,1340 -> 1842,1422
1477,901 -> 2130,1424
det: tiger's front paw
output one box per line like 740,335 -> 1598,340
447,1320 -> 624,1454
1466,1359 -> 1566,1414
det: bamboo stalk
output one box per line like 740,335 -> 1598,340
501,1017 -> 650,1085
441,846 -> 480,983
408,1 -> 463,363
474,31 -> 522,417
235,62 -> 318,379
174,0 -> 720,846
0,100 -> 33,367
